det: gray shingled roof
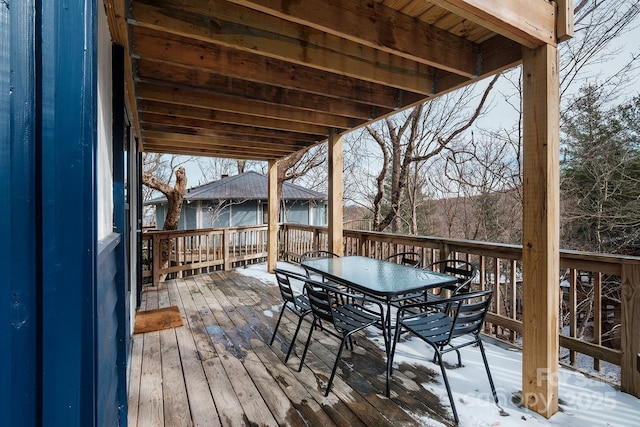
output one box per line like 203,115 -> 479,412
147,171 -> 326,204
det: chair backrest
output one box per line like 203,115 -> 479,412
384,251 -> 422,268
424,259 -> 477,293
448,289 -> 493,340
304,281 -> 335,323
273,268 -> 306,304
300,250 -> 340,263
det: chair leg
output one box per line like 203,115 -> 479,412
434,349 -> 459,425
269,304 -> 287,346
298,318 -> 317,372
285,312 -> 308,362
478,340 -> 500,406
325,334 -> 349,397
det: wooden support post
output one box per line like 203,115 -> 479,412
521,43 -> 560,418
328,129 -> 344,256
266,159 -> 278,273
621,264 -> 640,397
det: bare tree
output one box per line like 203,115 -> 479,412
276,146 -> 326,221
197,157 -> 262,184
435,131 -> 522,243
362,74 -> 500,233
142,153 -> 192,229
452,0 -> 640,243
560,0 -> 640,111
142,153 -> 190,274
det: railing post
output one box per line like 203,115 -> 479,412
152,234 -> 161,287
358,232 -> 367,256
440,242 -> 451,260
223,228 -> 230,270
313,228 -> 319,251
282,224 -> 288,261
621,264 -> 640,397
593,272 -> 602,371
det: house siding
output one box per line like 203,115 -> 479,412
96,233 -> 123,427
284,201 -> 310,224
231,200 -> 259,226
153,198 -> 327,229
1,2 -> 39,425
1,2 -> 131,425
184,202 -> 198,229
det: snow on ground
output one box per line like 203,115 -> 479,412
236,262 -> 640,427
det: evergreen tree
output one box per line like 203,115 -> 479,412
561,85 -> 640,252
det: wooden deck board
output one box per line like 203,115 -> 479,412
136,331 -> 164,427
127,333 -> 143,427
160,328 -> 192,427
129,270 -> 454,427
168,280 -> 222,427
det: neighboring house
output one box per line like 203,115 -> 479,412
147,171 -> 327,229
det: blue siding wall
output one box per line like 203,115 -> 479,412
40,0 -> 98,425
285,201 -> 310,225
184,203 -> 198,229
96,234 -> 122,426
232,200 -> 259,226
109,43 -> 129,426
2,3 -> 128,426
156,204 -> 167,229
1,2 -> 39,425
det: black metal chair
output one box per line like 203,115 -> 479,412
298,280 -> 387,396
424,259 -> 477,298
391,259 -> 476,308
299,250 -> 340,262
383,251 -> 422,268
387,289 -> 501,424
299,250 -> 340,281
269,268 -> 312,362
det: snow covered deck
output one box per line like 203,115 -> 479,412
128,266 -> 639,426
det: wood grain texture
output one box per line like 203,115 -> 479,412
129,270 -> 458,426
621,264 -> 640,395
520,43 -> 560,418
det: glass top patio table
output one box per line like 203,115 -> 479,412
301,255 -> 457,300
301,255 -> 458,396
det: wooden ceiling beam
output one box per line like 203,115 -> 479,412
226,0 -> 479,77
138,100 -> 331,136
143,131 -> 310,153
131,26 -> 417,108
429,0 -> 556,47
143,139 -> 281,160
130,0 -> 439,94
136,82 -> 357,130
139,113 -> 323,142
134,59 -> 391,120
142,125 -> 318,149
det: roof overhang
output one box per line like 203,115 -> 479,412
103,0 -> 570,160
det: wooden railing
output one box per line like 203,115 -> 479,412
142,225 -> 268,285
281,223 -> 640,396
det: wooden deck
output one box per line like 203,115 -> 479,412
127,270 -> 456,427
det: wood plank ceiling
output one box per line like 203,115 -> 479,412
103,0 -> 559,160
